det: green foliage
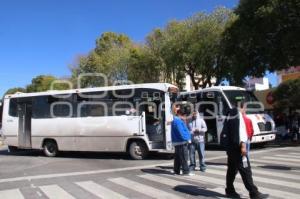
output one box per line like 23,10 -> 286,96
223,0 -> 300,84
128,46 -> 162,83
72,32 -> 137,87
273,78 -> 300,110
146,8 -> 236,89
26,75 -> 69,93
4,87 -> 26,95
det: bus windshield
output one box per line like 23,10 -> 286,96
223,90 -> 263,113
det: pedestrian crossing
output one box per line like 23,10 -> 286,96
0,152 -> 300,199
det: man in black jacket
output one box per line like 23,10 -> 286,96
223,107 -> 268,199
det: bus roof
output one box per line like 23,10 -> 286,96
180,86 -> 246,95
5,83 -> 177,99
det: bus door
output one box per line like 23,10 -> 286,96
216,95 -> 228,143
18,100 -> 32,148
200,91 -> 218,143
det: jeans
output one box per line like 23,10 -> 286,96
174,143 -> 190,174
246,139 -> 251,158
189,142 -> 206,171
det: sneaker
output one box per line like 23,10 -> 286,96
171,170 -> 181,175
182,172 -> 195,176
225,190 -> 241,199
250,192 -> 269,199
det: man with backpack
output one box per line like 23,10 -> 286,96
221,106 -> 269,199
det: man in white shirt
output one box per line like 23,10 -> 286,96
188,111 -> 207,172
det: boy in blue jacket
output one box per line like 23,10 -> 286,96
171,107 -> 193,175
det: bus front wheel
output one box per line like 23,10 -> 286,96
43,140 -> 58,157
129,141 -> 148,160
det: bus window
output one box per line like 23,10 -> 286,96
32,96 -> 50,118
223,90 -> 262,113
48,95 -> 76,118
9,98 -> 18,117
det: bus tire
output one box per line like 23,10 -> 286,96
128,141 -> 148,160
8,146 -> 18,152
43,140 -> 58,157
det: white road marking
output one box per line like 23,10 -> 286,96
262,156 -> 300,163
275,154 -> 300,159
0,189 -> 24,199
288,152 -> 300,155
208,164 -> 300,181
109,177 -> 184,199
76,181 -> 128,199
252,159 -> 300,167
139,174 -> 245,198
172,174 -> 300,199
39,185 -> 75,199
204,167 -> 300,190
0,154 -> 224,184
0,146 -> 294,184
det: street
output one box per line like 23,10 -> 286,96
0,144 -> 299,199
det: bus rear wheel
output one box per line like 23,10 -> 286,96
129,141 -> 148,160
8,146 -> 18,152
43,140 -> 58,157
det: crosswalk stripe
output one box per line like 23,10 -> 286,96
252,159 -> 300,167
262,156 -> 300,163
171,173 -> 300,198
204,167 -> 300,190
39,185 -> 75,199
208,164 -> 300,181
275,154 -> 300,159
76,181 -> 128,199
138,174 -> 247,198
288,152 -> 300,155
139,173 -> 193,187
0,189 -> 24,199
109,177 -> 184,199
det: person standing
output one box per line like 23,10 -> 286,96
171,106 -> 193,176
223,107 -> 269,199
188,111 -> 208,172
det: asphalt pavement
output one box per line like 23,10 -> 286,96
0,143 -> 299,199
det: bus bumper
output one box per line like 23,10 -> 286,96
251,132 -> 276,143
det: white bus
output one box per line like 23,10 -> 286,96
179,86 -> 276,145
1,83 -> 178,159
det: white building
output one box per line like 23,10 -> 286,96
245,77 -> 269,91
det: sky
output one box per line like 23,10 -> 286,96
0,0 -> 277,96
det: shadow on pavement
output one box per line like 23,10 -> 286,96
206,161 -> 227,166
0,147 -> 173,160
141,168 -> 173,175
174,185 -> 226,197
258,165 -> 293,171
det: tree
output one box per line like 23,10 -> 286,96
26,75 -> 69,92
128,46 -> 162,83
72,32 -> 140,87
223,0 -> 300,84
4,87 -> 26,96
146,8 -> 236,89
273,78 -> 300,110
